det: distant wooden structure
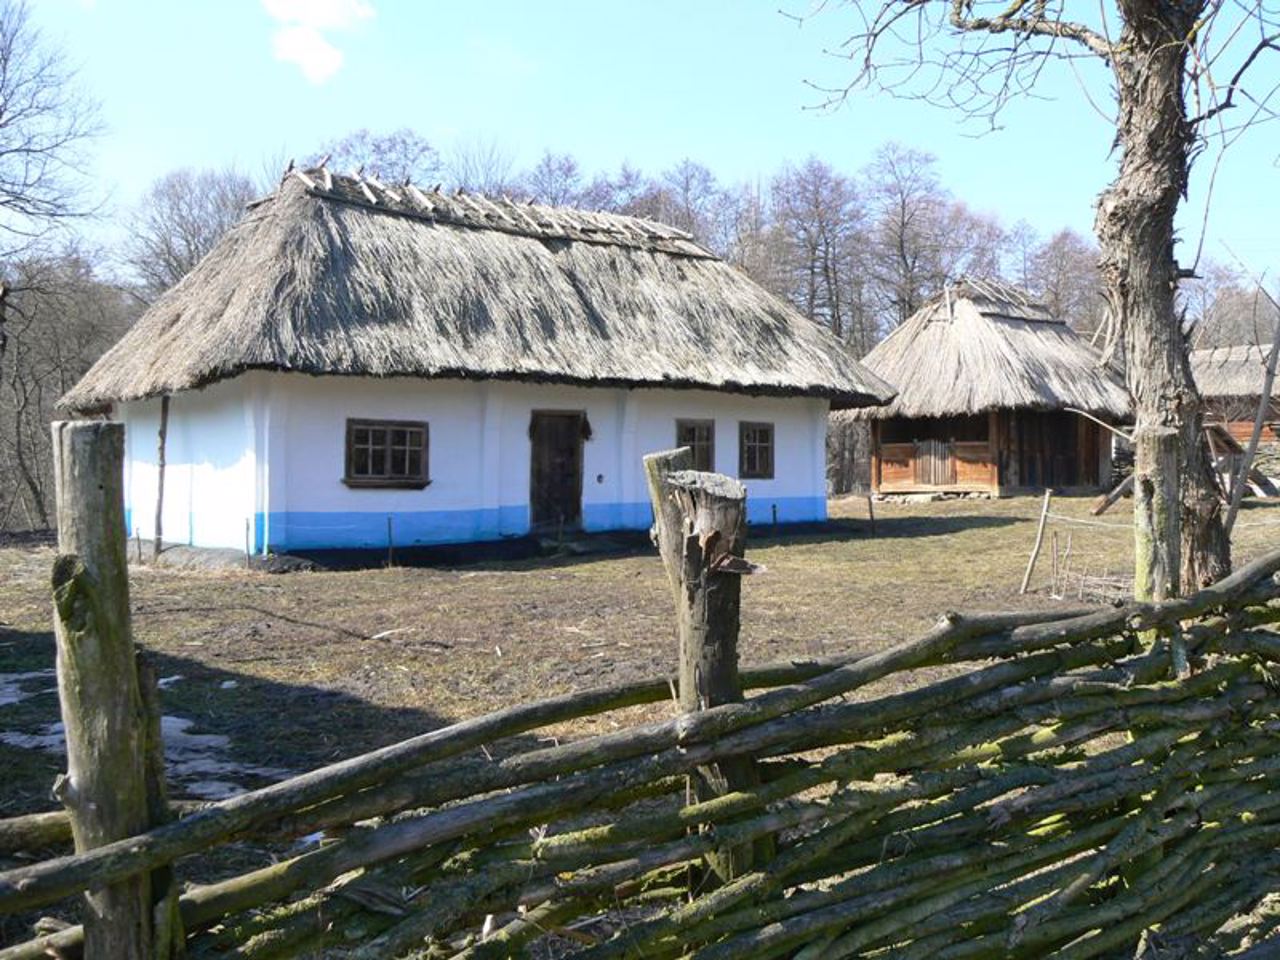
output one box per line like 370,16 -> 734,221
849,279 -> 1130,496
1191,344 -> 1280,444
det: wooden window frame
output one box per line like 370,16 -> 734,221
739,421 -> 775,480
675,418 -> 716,472
343,418 -> 430,489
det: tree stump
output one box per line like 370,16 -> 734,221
643,447 -> 765,882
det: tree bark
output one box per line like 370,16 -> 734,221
1094,0 -> 1229,599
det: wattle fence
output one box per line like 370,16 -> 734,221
2,423 -> 1280,959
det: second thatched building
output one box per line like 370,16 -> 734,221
61,168 -> 894,553
852,279 -> 1129,496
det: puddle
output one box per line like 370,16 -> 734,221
0,670 -> 56,707
0,714 -> 291,800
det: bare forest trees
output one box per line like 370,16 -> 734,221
0,0 -> 119,532
816,1 -> 1279,598
0,252 -> 135,528
770,158 -> 873,352
0,0 -> 98,382
124,168 -> 258,302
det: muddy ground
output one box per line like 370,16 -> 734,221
1,494 -> 1278,821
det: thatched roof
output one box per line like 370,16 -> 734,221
850,278 -> 1130,420
1191,344 -> 1279,400
62,169 -> 894,412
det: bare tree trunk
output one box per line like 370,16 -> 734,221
1095,0 -> 1229,599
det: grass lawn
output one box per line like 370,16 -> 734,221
1,494 -> 1278,823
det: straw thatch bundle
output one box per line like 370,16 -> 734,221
1192,345 -> 1280,400
847,278 -> 1129,420
61,169 -> 894,413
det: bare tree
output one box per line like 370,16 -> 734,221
578,162 -> 653,213
816,1 -> 1279,598
1027,228 -> 1106,337
0,0 -> 99,384
124,167 -> 257,301
863,142 -> 945,327
311,127 -> 441,184
1186,261 -> 1280,349
772,157 -> 873,349
0,1 -> 98,251
520,150 -> 583,206
448,137 -> 517,195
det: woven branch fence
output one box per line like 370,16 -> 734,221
2,424 -> 1280,959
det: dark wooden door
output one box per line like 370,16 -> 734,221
530,411 -> 584,532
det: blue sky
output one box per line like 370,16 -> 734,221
35,0 -> 1280,275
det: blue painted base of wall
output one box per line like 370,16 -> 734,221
250,496 -> 827,552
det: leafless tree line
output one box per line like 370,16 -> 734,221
1,0 -> 1275,532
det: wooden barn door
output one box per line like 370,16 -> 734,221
530,411 -> 584,533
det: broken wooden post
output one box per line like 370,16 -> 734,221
643,447 -> 765,882
52,420 -> 154,959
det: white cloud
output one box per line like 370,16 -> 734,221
263,0 -> 374,85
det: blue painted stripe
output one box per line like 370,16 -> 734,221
255,496 -> 827,551
262,505 -> 530,550
582,501 -> 652,532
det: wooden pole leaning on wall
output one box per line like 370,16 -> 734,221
153,395 -> 169,562
51,421 -> 164,959
643,447 -> 768,883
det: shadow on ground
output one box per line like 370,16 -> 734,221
0,625 -> 488,815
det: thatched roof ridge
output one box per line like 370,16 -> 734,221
62,170 -> 895,412
850,278 -> 1130,420
1191,344 -> 1279,400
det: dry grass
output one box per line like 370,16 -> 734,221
1,494 -> 1278,822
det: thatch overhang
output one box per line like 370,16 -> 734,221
1191,344 -> 1279,401
849,278 -> 1130,421
61,170 -> 895,413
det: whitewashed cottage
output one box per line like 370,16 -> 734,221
62,169 -> 893,552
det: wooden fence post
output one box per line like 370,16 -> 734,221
52,420 -> 154,959
643,447 -> 765,882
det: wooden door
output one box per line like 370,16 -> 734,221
914,439 -> 956,486
530,411 -> 584,532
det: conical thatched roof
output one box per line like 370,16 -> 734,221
1191,344 -> 1279,400
62,169 -> 894,413
850,278 -> 1130,420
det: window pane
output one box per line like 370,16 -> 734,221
391,428 -> 407,447
353,447 -> 370,476
353,427 -> 370,446
407,449 -> 422,478
370,447 -> 385,475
